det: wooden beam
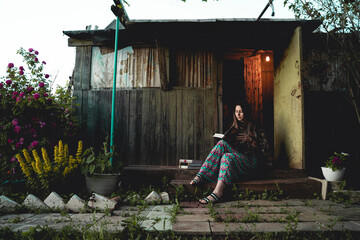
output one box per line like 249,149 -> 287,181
68,38 -> 106,47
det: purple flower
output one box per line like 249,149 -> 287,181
15,142 -> 22,148
16,97 -> 21,102
8,63 -> 14,68
39,82 -> 45,87
43,93 -> 48,97
39,121 -> 46,128
34,58 -> 38,63
7,138 -> 13,144
12,119 -> 18,126
27,86 -> 34,92
14,126 -> 21,133
12,92 -> 18,96
28,48 -> 33,52
42,61 -> 46,65
44,74 -> 49,79
0,83 -> 3,89
20,138 -> 24,142
19,66 -> 24,71
19,70 -> 24,75
33,93 -> 40,100
31,141 -> 39,148
5,80 -> 12,86
10,157 -> 16,162
35,51 -> 39,55
19,92 -> 25,98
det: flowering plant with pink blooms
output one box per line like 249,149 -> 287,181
325,152 -> 349,171
0,48 -> 79,183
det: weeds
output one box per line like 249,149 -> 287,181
241,206 -> 260,223
167,198 -> 181,224
234,185 -> 284,201
284,209 -> 300,233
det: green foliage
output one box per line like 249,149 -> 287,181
325,152 -> 349,171
284,0 -> 360,126
284,209 -> 300,233
328,190 -> 357,205
241,206 -> 261,223
81,135 -> 122,175
168,198 -> 182,224
0,48 -> 79,183
234,186 -> 284,201
15,140 -> 83,196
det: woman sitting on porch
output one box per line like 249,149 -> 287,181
190,103 -> 271,204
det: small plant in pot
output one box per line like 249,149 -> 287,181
321,152 -> 349,181
81,137 -> 122,196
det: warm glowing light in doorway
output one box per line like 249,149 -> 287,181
265,55 -> 270,62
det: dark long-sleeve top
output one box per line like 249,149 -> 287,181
223,121 -> 272,166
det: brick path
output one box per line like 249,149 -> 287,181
0,199 -> 359,236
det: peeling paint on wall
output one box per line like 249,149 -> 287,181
274,27 -> 305,170
91,46 -> 161,89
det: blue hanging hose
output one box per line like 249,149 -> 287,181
1,179 -> 26,186
110,16 -> 120,167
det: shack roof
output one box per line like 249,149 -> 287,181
63,18 -> 321,49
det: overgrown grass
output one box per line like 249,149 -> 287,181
0,225 -> 358,240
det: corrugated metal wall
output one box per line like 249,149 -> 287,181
73,46 -> 217,166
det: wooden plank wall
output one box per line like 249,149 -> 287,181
73,46 -> 216,166
74,89 -> 215,166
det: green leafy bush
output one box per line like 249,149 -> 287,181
81,136 -> 122,175
0,48 -> 79,183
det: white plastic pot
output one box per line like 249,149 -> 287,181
321,167 -> 346,181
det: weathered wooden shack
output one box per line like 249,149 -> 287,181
63,18 -> 322,170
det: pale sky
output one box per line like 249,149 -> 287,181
0,0 -> 295,89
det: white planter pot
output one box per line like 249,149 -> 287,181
321,167 -> 346,181
85,173 -> 121,196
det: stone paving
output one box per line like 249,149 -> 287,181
0,199 -> 359,236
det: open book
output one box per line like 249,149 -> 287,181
213,133 -> 224,139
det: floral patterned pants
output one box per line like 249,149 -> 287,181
197,140 -> 257,184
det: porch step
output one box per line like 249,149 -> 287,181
123,165 -> 307,180
170,178 -> 322,199
122,165 -> 315,198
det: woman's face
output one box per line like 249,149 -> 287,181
235,105 -> 244,121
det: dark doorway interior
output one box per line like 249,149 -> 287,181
222,59 -> 245,131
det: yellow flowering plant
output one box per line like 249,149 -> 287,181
16,140 -> 83,193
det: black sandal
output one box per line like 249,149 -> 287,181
190,174 -> 202,186
199,192 -> 221,205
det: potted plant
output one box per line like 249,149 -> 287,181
321,152 -> 349,181
81,137 -> 122,196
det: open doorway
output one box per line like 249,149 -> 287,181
222,50 -> 274,152
222,59 -> 245,130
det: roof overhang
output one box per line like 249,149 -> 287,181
63,18 -> 321,49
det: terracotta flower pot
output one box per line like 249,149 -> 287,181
321,167 -> 346,181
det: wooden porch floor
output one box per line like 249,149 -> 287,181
122,165 -> 322,199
